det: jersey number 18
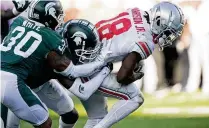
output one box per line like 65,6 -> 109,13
96,12 -> 132,40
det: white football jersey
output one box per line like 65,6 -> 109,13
80,8 -> 155,101
95,8 -> 155,62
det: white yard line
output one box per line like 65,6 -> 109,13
141,107 -> 209,115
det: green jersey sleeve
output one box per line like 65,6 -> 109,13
41,28 -> 67,56
1,17 -> 67,80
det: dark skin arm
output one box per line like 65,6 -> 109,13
117,52 -> 142,85
46,51 -> 72,72
1,9 -> 16,21
56,62 -> 113,89
46,51 -> 79,89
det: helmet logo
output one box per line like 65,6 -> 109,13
15,0 -> 26,8
71,31 -> 87,46
45,2 -> 57,18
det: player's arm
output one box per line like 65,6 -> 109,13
55,75 -> 75,89
56,63 -> 113,101
46,51 -> 106,78
1,0 -> 30,20
1,9 -> 16,20
117,52 -> 144,85
117,39 -> 154,85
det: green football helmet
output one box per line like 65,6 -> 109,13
28,0 -> 64,30
59,19 -> 101,64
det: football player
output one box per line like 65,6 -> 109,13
5,62 -> 112,128
4,22 -> 113,128
0,0 -> 110,127
60,2 -> 185,128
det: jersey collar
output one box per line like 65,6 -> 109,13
27,18 -> 45,27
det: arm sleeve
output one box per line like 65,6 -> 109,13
43,29 -> 67,56
55,60 -> 105,78
131,41 -> 154,60
68,67 -> 110,101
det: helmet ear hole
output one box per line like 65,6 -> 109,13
156,16 -> 161,26
156,20 -> 160,26
151,2 -> 185,49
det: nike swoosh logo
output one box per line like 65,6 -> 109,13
79,85 -> 84,94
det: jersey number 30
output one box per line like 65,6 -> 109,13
1,26 -> 42,58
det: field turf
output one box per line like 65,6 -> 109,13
21,92 -> 209,128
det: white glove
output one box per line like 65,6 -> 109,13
96,39 -> 112,63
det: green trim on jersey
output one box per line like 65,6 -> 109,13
17,80 -> 46,110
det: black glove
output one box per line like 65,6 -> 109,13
12,0 -> 31,12
133,61 -> 144,80
106,62 -> 113,72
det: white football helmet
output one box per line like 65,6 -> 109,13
150,2 -> 185,50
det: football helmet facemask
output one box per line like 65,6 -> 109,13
59,19 -> 101,64
28,0 -> 64,30
149,2 -> 185,50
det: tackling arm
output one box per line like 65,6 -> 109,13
117,52 -> 143,85
56,65 -> 112,101
46,51 -> 105,78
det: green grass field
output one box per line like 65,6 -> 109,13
21,92 -> 209,128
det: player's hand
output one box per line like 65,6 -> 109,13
96,39 -> 112,63
12,0 -> 31,12
132,60 -> 144,80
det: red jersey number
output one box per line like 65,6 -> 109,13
96,12 -> 132,40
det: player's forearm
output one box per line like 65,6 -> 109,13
69,67 -> 110,101
121,72 -> 144,85
117,52 -> 141,84
117,68 -> 133,84
56,75 -> 75,89
47,51 -> 105,78
1,9 -> 17,20
57,60 -> 105,78
47,51 -> 71,72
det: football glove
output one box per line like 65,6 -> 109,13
96,38 -> 112,63
132,60 -> 144,80
12,0 -> 31,13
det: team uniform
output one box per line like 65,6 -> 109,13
0,16 -> 66,126
68,8 -> 155,128
5,61 -> 75,128
93,8 -> 154,98
79,7 -> 154,102
72,8 -> 155,100
82,2 -> 185,127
